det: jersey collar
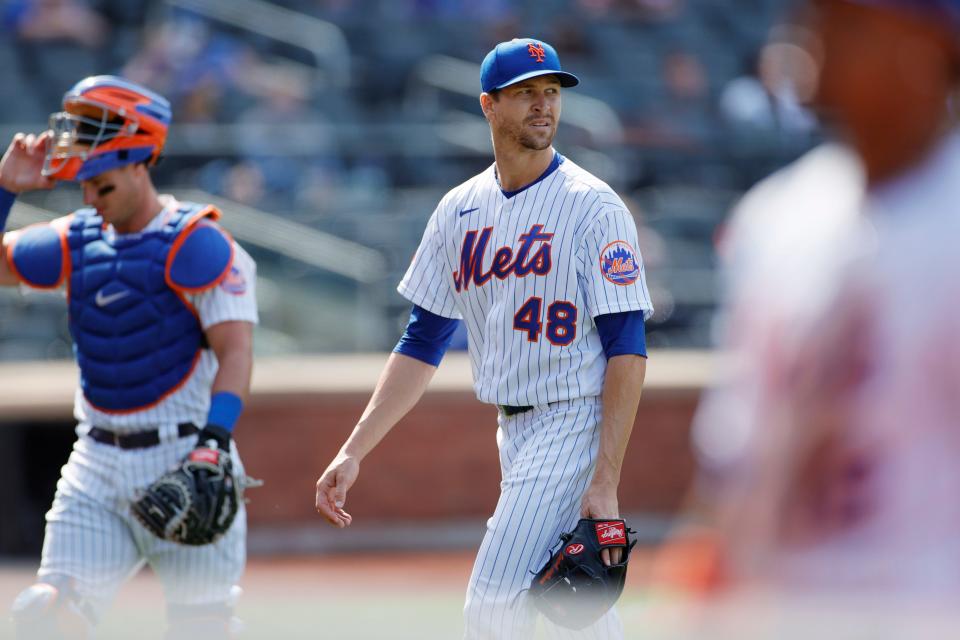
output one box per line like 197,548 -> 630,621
496,151 -> 564,199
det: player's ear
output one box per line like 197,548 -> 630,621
480,92 -> 496,119
135,160 -> 154,179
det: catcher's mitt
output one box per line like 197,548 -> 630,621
132,430 -> 248,546
528,518 -> 636,630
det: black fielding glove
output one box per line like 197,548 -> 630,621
528,518 -> 636,630
131,424 -> 241,546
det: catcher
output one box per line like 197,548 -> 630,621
0,75 -> 258,639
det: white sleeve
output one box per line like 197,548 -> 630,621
396,206 -> 462,319
189,242 -> 259,329
577,208 -> 654,319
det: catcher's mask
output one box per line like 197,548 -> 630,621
43,75 -> 171,182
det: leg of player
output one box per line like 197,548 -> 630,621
19,441 -> 146,640
149,504 -> 247,639
462,399 -> 624,639
11,575 -> 95,640
164,587 -> 244,640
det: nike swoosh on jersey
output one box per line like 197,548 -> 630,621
459,207 -> 480,217
95,288 -> 131,307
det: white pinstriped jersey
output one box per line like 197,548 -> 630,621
398,152 -> 652,405
40,196 -> 259,431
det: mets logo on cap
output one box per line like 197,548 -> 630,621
599,240 -> 640,286
528,42 -> 546,62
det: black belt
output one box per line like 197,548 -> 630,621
87,423 -> 199,450
499,405 -> 533,417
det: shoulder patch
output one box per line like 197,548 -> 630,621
219,265 -> 247,295
166,222 -> 234,293
599,240 -> 640,286
9,224 -> 69,288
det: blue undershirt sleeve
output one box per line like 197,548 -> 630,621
393,305 -> 461,366
0,187 -> 15,229
594,310 -> 647,359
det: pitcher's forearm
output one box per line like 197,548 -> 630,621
340,352 -> 438,461
594,355 -> 646,486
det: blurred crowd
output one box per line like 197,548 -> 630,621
1,0 -> 816,190
0,0 -> 821,352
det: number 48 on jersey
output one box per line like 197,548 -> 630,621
514,297 -> 577,346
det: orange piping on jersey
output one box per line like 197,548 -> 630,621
188,204 -> 221,224
55,218 -> 72,289
2,233 -> 18,282
85,207 -> 220,415
84,347 -> 204,415
55,216 -> 75,300
3,216 -> 73,289
164,206 -> 235,296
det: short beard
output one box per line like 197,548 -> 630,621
518,131 -> 553,151
498,119 -> 555,151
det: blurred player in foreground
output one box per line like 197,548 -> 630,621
676,0 -> 960,636
316,38 -> 652,638
0,76 -> 258,639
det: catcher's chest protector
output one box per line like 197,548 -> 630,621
67,206 -> 207,411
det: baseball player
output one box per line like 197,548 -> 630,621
691,0 -> 960,612
315,38 -> 652,638
0,76 -> 258,639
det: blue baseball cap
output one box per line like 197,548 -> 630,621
480,38 -> 580,93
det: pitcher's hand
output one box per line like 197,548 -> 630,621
315,454 -> 359,528
581,480 -> 622,565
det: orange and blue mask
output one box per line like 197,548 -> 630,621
43,75 -> 171,182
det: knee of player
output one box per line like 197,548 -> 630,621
11,577 -> 95,639
165,586 -> 244,640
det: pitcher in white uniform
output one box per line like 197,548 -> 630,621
0,76 -> 258,639
315,38 -> 652,639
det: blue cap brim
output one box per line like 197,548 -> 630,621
491,69 -> 580,91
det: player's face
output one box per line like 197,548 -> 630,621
81,164 -> 147,232
805,0 -> 955,134
488,75 -> 562,151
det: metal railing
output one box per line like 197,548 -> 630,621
176,190 -> 386,283
165,0 -> 351,88
8,193 -> 387,284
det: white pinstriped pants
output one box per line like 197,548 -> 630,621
464,397 -> 623,639
36,423 -> 246,623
